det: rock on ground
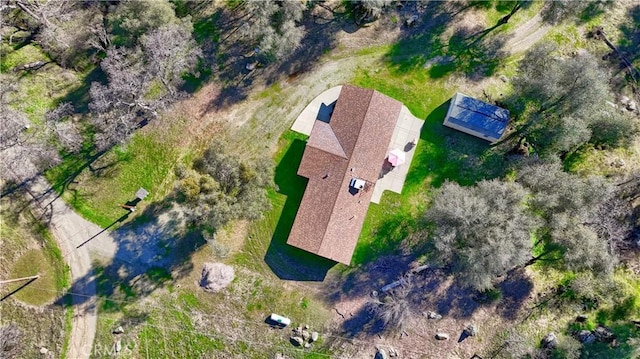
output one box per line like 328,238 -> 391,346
435,332 -> 450,340
576,330 -> 596,344
542,332 -> 557,349
200,263 -> 235,292
375,348 -> 388,359
464,324 -> 478,337
290,336 -> 304,347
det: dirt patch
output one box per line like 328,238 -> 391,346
505,14 -> 550,54
319,259 -> 539,359
213,220 -> 250,258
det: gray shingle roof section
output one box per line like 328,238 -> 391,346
444,92 -> 509,141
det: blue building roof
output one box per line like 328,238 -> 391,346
445,93 -> 509,141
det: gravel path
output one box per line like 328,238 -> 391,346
505,13 -> 550,54
28,177 -> 105,359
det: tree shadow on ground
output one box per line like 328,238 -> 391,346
417,268 -> 483,319
335,262 -> 536,338
385,1 -> 514,81
540,0 -> 615,25
404,100 -> 506,192
612,4 -> 640,97
202,2 -> 349,110
59,66 -> 107,113
341,302 -> 385,337
618,5 -> 640,64
323,254 -> 415,337
264,138 -> 336,281
496,268 -> 534,320
54,201 -> 204,312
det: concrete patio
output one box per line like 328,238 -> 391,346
371,106 -> 423,203
291,85 -> 342,136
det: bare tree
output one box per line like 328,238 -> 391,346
45,102 -> 83,153
586,195 -> 634,252
141,20 -> 203,96
88,17 -> 201,150
88,47 -> 150,150
351,0 -> 392,25
0,104 -> 30,151
7,0 -> 107,67
0,104 -> 60,184
373,281 -> 413,333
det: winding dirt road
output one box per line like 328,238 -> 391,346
28,177 -> 101,359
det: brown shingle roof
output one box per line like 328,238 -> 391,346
287,85 -> 403,265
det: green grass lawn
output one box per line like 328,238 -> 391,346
1,44 -> 82,125
2,204 -> 69,305
46,129 -> 181,228
8,249 -> 59,305
237,131 -> 338,278
349,50 -> 510,265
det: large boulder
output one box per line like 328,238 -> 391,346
425,311 -> 442,320
435,332 -> 450,340
301,330 -> 310,341
200,263 -> 235,292
310,332 -> 319,343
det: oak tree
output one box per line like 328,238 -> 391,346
425,179 -> 538,290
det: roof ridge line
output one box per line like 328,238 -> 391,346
317,89 -> 375,259
325,122 -> 348,159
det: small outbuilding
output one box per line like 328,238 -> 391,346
443,92 -> 509,143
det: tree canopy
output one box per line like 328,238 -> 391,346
177,142 -> 274,232
508,42 -> 637,156
425,179 -> 538,291
517,161 -> 618,274
238,0 -> 306,60
88,19 -> 201,150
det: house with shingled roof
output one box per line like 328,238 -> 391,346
286,85 -> 403,265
